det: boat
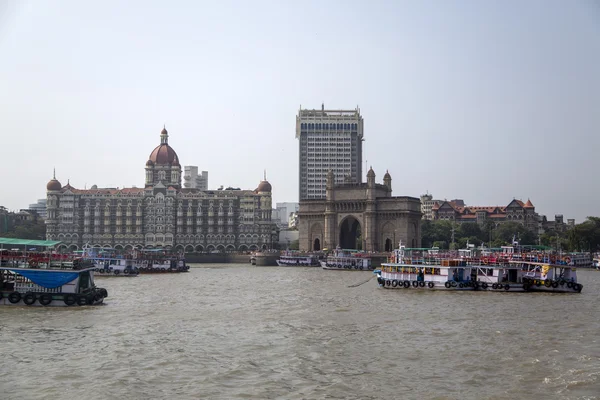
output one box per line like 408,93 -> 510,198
130,248 -> 189,273
76,246 -> 139,277
79,246 -> 189,274
375,244 -> 476,290
276,251 -> 320,266
0,239 -> 107,306
470,263 -> 529,292
515,261 -> 583,293
320,248 -> 373,271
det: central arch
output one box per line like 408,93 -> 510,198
339,216 -> 362,250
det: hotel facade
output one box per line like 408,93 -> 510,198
45,127 -> 278,252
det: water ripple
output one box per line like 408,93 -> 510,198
0,266 -> 599,399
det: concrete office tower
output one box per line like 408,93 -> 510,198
296,104 -> 364,200
183,166 -> 208,190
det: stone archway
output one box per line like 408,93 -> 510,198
384,238 -> 393,252
339,216 -> 362,250
313,238 -> 321,251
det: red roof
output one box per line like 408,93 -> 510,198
64,187 -> 145,195
149,144 -> 179,165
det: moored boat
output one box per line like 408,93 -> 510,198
276,251 -> 320,266
376,244 -> 476,290
516,261 -> 583,293
79,246 -> 189,274
470,264 -> 529,292
320,248 -> 373,271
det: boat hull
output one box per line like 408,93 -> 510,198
0,292 -> 105,307
320,260 -> 373,271
276,260 -> 319,267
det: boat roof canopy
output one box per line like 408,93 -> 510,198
0,238 -> 62,247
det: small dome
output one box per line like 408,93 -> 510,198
367,167 -> 375,178
256,180 -> 272,193
384,170 -> 391,180
146,159 -> 154,167
161,127 -> 168,135
47,178 -> 62,191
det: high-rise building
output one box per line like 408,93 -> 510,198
275,202 -> 299,227
183,166 -> 208,190
296,104 -> 363,200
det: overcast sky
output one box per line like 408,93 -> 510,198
1,0 -> 598,222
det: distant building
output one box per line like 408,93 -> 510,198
288,212 -> 298,229
540,214 -> 571,233
432,198 -> 538,231
420,193 -> 444,220
296,104 -> 364,200
274,202 -> 299,227
26,199 -> 47,219
183,166 -> 208,190
298,168 -> 421,252
45,127 -> 278,252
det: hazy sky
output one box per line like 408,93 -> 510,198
1,0 -> 598,222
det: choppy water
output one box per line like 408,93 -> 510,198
1,266 -> 599,400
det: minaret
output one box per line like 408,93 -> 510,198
365,167 -> 376,251
324,170 -> 336,250
383,170 -> 392,195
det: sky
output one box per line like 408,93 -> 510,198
1,0 -> 599,223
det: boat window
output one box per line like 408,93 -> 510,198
79,272 -> 90,292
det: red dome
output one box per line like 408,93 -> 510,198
47,179 -> 62,191
256,180 -> 272,192
148,144 -> 179,165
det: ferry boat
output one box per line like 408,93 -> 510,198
0,239 -> 108,306
375,244 -> 476,290
470,264 -> 529,292
320,248 -> 373,271
516,261 -> 583,293
276,251 -> 320,267
79,246 -> 188,274
130,248 -> 189,273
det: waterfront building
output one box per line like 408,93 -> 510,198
45,127 -> 279,252
298,168 -> 421,252
420,193 -> 444,220
432,199 -> 538,231
183,166 -> 208,190
296,104 -> 364,200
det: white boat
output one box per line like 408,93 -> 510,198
470,264 -> 529,292
516,261 -> 583,293
320,248 -> 373,271
0,263 -> 107,306
376,244 -> 476,290
79,246 -> 188,274
276,251 -> 320,267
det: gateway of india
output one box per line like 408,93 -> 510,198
45,127 -> 279,252
297,169 -> 422,252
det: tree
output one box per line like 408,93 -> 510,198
567,217 -> 600,252
0,217 -> 46,240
